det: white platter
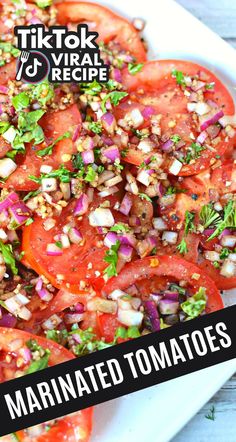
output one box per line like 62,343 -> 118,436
90,0 -> 236,441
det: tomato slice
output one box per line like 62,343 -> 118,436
97,313 -> 122,342
22,193 -> 127,292
4,104 -> 81,191
103,255 -> 223,313
0,328 -> 93,442
55,1 -> 146,63
121,60 -> 236,174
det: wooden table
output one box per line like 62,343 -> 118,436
173,1 -> 236,440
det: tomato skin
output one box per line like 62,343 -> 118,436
103,255 -> 223,313
122,60 -> 236,174
0,328 -> 93,442
97,313 -> 122,342
198,261 -> 236,291
55,1 -> 147,63
4,104 -> 81,191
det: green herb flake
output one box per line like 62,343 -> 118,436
205,405 -> 215,421
36,0 -> 52,8
172,69 -> 185,86
128,63 -> 143,75
176,238 -> 188,255
104,240 -> 120,278
110,223 -> 130,233
199,203 -> 220,229
12,92 -> 30,111
181,287 -> 207,318
25,217 -> 34,226
208,200 -> 236,241
138,193 -> 152,202
88,121 -> 102,134
84,165 -> 96,182
0,240 -> 18,275
37,131 -> 70,157
101,91 -> 128,113
184,210 -> 195,235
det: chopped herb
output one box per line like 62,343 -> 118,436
176,238 -> 188,255
165,186 -> 187,195
205,405 -> 215,421
104,240 -> 120,278
110,223 -> 130,233
12,92 -> 30,111
181,287 -> 207,318
205,83 -> 215,90
128,63 -> 143,75
24,284 -> 34,293
88,121 -> 102,134
84,165 -> 96,182
71,327 -> 113,356
213,261 -> 220,269
199,203 -> 220,229
36,0 -> 52,8
139,193 -> 152,202
0,240 -> 18,275
25,217 -> 34,226
29,80 -> 54,106
46,329 -> 68,344
37,131 -> 70,157
121,147 -> 128,158
55,241 -> 63,249
30,165 -> 76,184
183,142 -> 205,164
208,201 -> 236,241
184,210 -> 195,235
80,80 -> 102,96
26,352 -> 50,374
115,326 -> 140,339
132,129 -> 149,140
172,69 -> 185,86
72,153 -> 84,170
171,134 -> 181,143
101,91 -> 128,113
219,247 -> 230,260
23,189 -> 40,202
169,283 -> 186,295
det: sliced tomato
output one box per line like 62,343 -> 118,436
0,61 -> 16,85
55,1 -> 147,62
22,193 -> 127,292
211,161 -> 236,194
4,104 -> 81,191
121,60 -> 236,174
198,260 -> 236,291
97,313 -> 122,342
103,255 -> 223,313
0,328 -> 93,442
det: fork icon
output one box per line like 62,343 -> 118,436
16,51 -> 30,81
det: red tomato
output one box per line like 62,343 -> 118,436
97,313 -> 122,342
103,255 -> 223,313
198,260 -> 236,291
4,104 -> 81,191
121,60 -> 236,174
22,194 -> 127,292
0,328 -> 93,442
55,1 -> 147,62
211,161 -> 236,194
0,61 -> 16,85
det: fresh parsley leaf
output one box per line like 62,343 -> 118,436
23,189 -> 40,202
176,238 -> 188,255
165,186 -> 187,195
55,241 -> 63,249
219,248 -> 230,260
37,131 -> 70,157
12,92 -> 30,111
128,63 -> 143,75
169,283 -> 186,295
80,80 -> 103,96
205,405 -> 215,421
183,142 -> 205,164
132,129 -> 149,140
0,121 -> 10,135
139,193 -> 152,202
213,261 -> 220,269
110,223 -> 130,233
205,83 -> 215,90
73,153 -> 84,170
71,327 -> 113,356
88,121 -> 102,134
199,203 -> 221,229
101,91 -> 128,113
35,0 -> 52,8
0,240 -> 18,275
26,352 -> 50,374
30,165 -> 75,184
25,217 -> 34,226
171,134 -> 181,143
46,329 -> 68,344
104,240 -> 120,278
208,201 -> 236,241
30,80 -> 54,106
172,69 -> 185,86
181,287 -> 207,318
84,165 -> 96,182
184,211 -> 195,235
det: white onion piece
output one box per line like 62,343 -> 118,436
219,114 -> 236,127
0,158 -> 17,178
153,217 -> 167,231
41,178 -> 57,192
220,259 -> 236,277
136,169 -> 151,186
89,208 -> 115,227
228,253 -> 236,262
204,251 -> 220,262
60,182 -> 71,200
130,108 -> 144,128
43,218 -> 56,231
42,314 -> 62,330
137,139 -> 154,153
2,126 -> 16,143
118,297 -> 133,310
169,159 -> 183,175
220,235 -> 236,248
162,231 -> 178,244
40,165 -> 53,174
118,309 -> 143,327
87,297 -> 117,314
109,289 -> 127,301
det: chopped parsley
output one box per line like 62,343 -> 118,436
37,131 -> 71,157
104,240 -> 120,278
171,134 -> 181,143
84,165 -> 96,182
184,210 -> 195,235
208,200 -> 236,241
176,238 -> 188,255
25,217 -> 34,226
199,203 -> 220,229
23,189 -> 40,202
55,241 -> 63,249
26,340 -> 51,374
219,248 -> 230,260
36,0 -> 52,8
110,223 -> 130,233
88,121 -> 102,134
12,92 -> 30,111
128,63 -> 143,75
183,142 -> 205,164
80,80 -> 103,96
172,69 -> 185,86
0,240 -> 18,275
115,326 -> 140,339
181,287 -> 207,318
101,91 -> 128,113
29,165 -> 77,184
71,328 -> 113,356
139,193 -> 152,202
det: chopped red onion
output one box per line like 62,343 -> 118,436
104,232 -> 117,248
191,80 -> 206,91
29,17 -> 43,25
219,229 -> 232,239
46,243 -> 63,256
161,139 -> 174,152
68,227 -> 83,244
74,193 -> 89,216
144,300 -> 160,331
103,145 -> 120,162
64,313 -> 84,324
82,136 -> 94,150
101,112 -> 116,134
74,303 -> 85,313
118,244 -> 133,261
206,125 -> 221,140
142,106 -> 155,119
200,110 -> 224,131
35,277 -> 43,292
81,150 -> 94,164
9,201 -> 31,226
203,228 -> 215,237
72,124 -> 81,142
38,288 -> 53,302
113,68 -> 122,83
163,292 -> 179,301
117,233 -> 137,247
159,299 -> 179,315
0,192 -> 19,213
119,193 -> 133,215
129,215 -> 141,227
0,85 -> 8,94
196,131 -> 208,144
0,313 -> 17,328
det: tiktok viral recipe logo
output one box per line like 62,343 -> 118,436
14,24 -> 109,83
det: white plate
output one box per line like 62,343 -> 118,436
90,1 -> 236,441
